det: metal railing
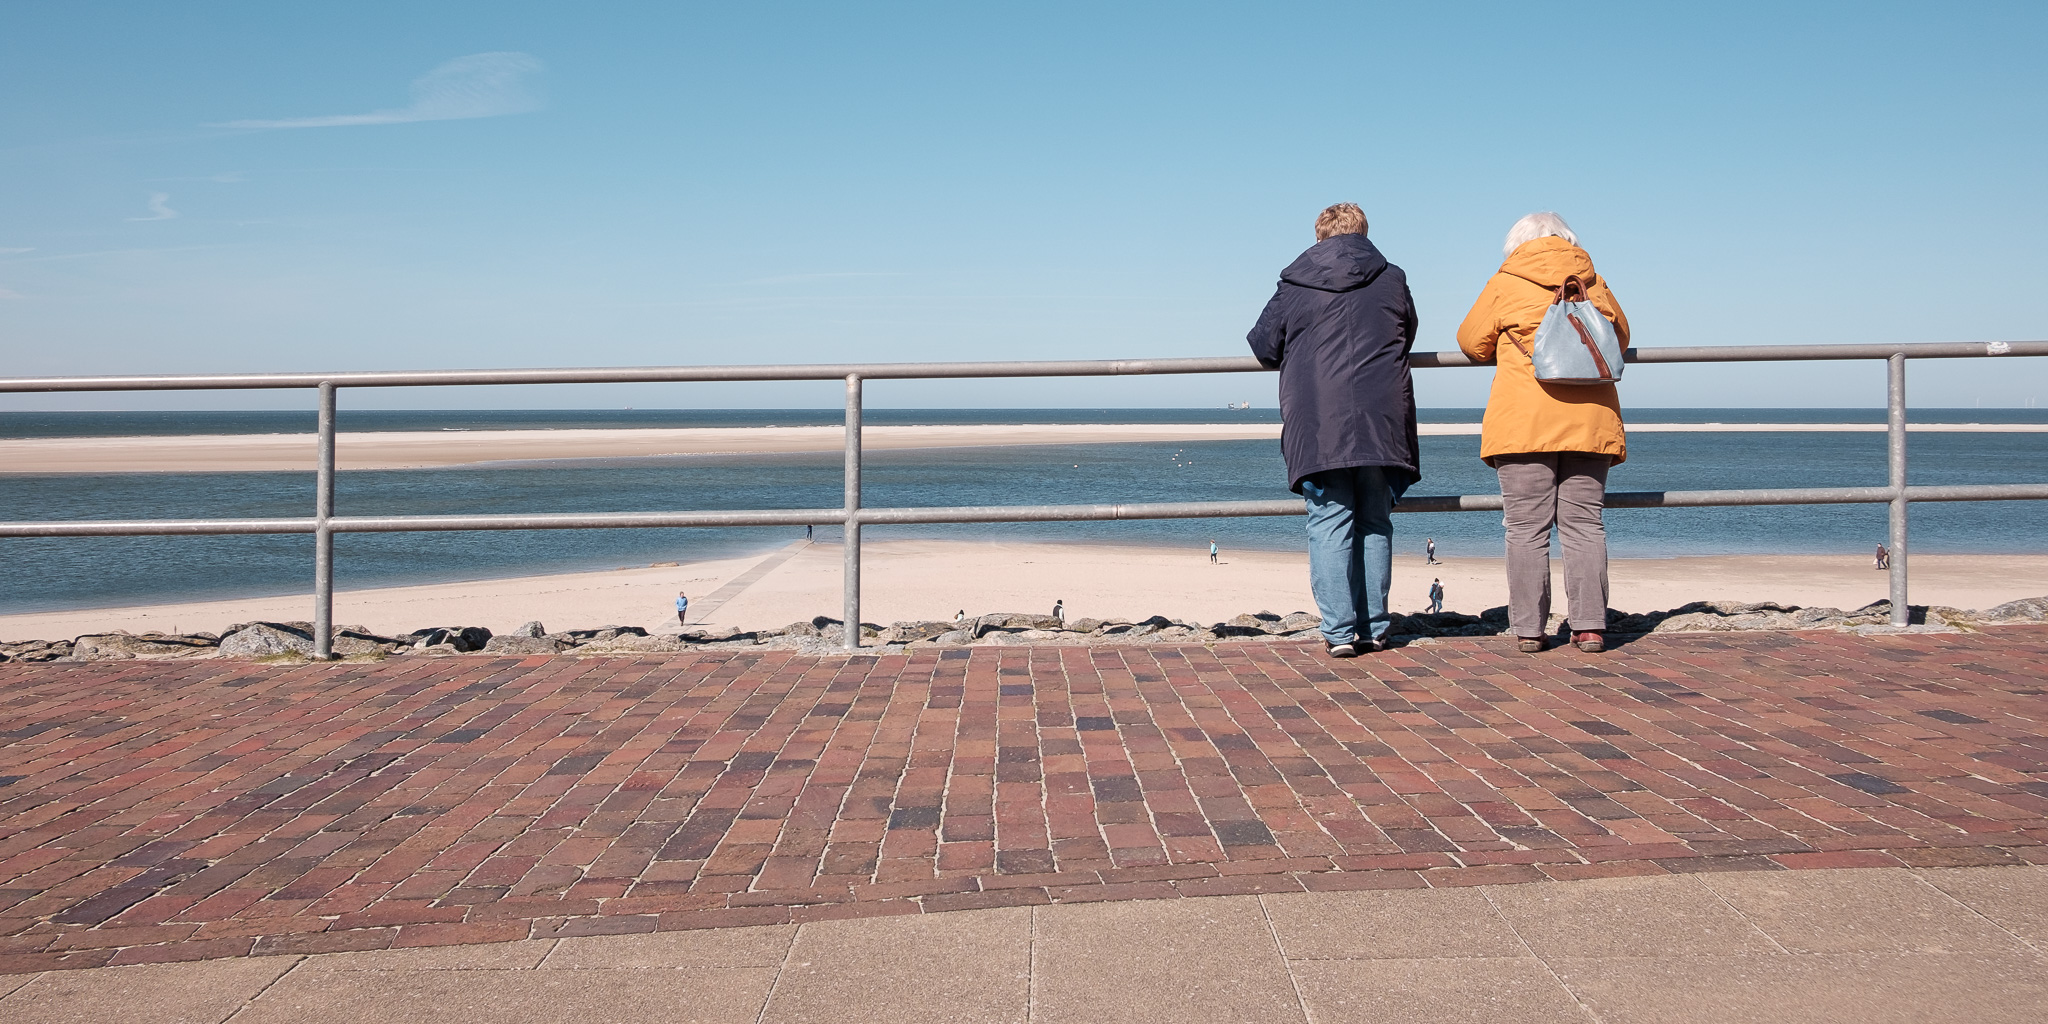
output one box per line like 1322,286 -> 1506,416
5,340 -> 2047,654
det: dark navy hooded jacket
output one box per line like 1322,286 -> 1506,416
1246,233 -> 1421,496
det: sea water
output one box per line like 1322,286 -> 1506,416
2,409 -> 2044,613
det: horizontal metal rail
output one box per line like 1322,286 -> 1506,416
8,484 -> 2048,538
2,341 -> 2045,393
7,338 -> 2048,652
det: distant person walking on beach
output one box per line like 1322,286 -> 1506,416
1248,203 -> 1421,658
806,524 -> 813,540
1428,579 -> 1444,614
1875,543 -> 1890,570
1052,599 -> 1065,623
675,591 -> 689,627
1209,541 -> 1219,563
1458,213 -> 1629,654
1425,537 -> 1439,564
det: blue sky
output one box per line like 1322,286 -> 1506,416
2,1 -> 2044,409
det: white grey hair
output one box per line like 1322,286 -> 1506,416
1503,212 -> 1577,259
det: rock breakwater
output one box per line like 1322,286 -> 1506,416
3,595 -> 2044,663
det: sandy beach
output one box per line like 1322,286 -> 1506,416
6,421 -> 2044,473
4,539 -> 2044,642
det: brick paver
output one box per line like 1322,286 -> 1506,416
2,628 -> 2045,972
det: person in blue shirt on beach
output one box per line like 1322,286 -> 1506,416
675,591 -> 688,626
1247,203 -> 1421,659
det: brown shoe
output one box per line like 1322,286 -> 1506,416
1516,637 -> 1547,653
1573,631 -> 1606,653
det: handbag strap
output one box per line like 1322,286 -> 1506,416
1499,271 -> 1600,359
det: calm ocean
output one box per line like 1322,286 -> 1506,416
3,408 -> 2045,614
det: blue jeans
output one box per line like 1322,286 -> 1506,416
1299,466 -> 1394,645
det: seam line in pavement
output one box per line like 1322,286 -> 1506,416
754,923 -> 801,1024
1256,894 -> 1313,1024
1483,887 -> 1603,1022
689,538 -> 810,623
1026,905 -> 1039,1024
222,954 -> 301,1023
1907,867 -> 2044,958
1703,873 -> 1791,955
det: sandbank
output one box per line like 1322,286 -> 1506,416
6,421 -> 2043,474
3,539 -> 2044,642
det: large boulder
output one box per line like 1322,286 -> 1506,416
572,633 -> 685,655
408,626 -> 492,652
782,634 -> 857,655
880,621 -> 956,644
219,623 -> 318,658
985,629 -> 1045,645
1980,595 -> 2048,623
482,635 -> 566,655
72,632 -> 218,660
1276,611 -> 1321,633
678,626 -> 741,642
557,625 -> 648,643
677,626 -> 740,642
973,612 -> 1064,634
0,639 -> 73,663
331,628 -> 404,655
219,618 -> 399,659
217,622 -> 399,658
814,622 -> 879,644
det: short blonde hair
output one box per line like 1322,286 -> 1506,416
1314,203 -> 1368,241
1503,212 -> 1577,258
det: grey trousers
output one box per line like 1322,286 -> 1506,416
1495,452 -> 1611,636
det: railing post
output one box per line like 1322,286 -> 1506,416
313,382 -> 337,659
1887,353 -> 1909,627
843,374 -> 862,651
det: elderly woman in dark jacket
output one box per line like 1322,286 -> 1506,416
1247,203 -> 1420,657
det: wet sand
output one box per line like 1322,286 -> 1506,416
6,421 -> 2043,473
3,540 -> 2043,642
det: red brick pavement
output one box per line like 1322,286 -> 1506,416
2,628 -> 2045,972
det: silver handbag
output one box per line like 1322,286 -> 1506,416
1516,274 -> 1623,384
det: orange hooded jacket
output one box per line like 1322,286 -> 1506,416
1455,236 -> 1631,465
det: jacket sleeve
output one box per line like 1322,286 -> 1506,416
1455,277 -> 1502,362
1401,280 -> 1420,351
1246,285 -> 1287,368
1595,282 -> 1631,349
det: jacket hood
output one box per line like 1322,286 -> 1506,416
1499,235 -> 1598,289
1279,233 -> 1388,293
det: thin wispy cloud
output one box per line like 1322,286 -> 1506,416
129,192 -> 179,221
214,52 -> 544,129
149,172 -> 245,183
0,288 -> 23,300
735,272 -> 913,286
0,247 -> 31,255
2,246 -> 217,263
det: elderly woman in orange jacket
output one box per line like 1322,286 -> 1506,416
1456,213 -> 1630,653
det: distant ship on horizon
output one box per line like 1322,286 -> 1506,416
1226,401 -> 1253,410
